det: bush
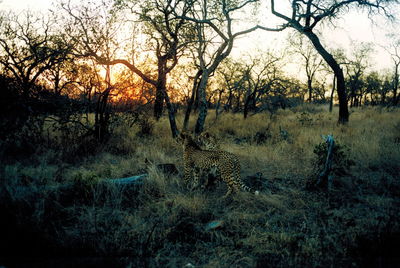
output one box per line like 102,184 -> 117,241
297,112 -> 313,126
312,138 -> 355,181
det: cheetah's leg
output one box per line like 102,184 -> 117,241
183,162 -> 191,185
223,187 -> 233,198
192,167 -> 201,190
222,175 -> 239,198
184,162 -> 198,190
200,172 -> 208,189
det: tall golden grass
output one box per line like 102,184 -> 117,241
1,104 -> 399,267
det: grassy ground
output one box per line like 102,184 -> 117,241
1,105 -> 400,267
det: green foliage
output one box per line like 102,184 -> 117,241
313,139 -> 355,177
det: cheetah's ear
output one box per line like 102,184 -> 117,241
179,132 -> 187,139
203,132 -> 210,138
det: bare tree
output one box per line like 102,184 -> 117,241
345,42 -> 373,107
0,11 -> 70,96
60,0 -> 192,138
384,34 -> 400,105
214,53 -> 296,118
261,0 -> 399,123
0,11 -> 71,139
380,72 -> 393,104
326,48 -> 346,112
181,0 -> 260,134
287,32 -> 323,102
365,71 -> 382,104
241,53 -> 282,118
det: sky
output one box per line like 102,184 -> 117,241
1,0 -> 50,11
232,4 -> 399,74
1,0 -> 399,78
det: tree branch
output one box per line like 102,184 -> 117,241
91,54 -> 156,86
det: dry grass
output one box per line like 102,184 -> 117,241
1,104 -> 400,267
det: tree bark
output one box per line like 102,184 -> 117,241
393,62 -> 399,105
243,91 -> 255,119
163,88 -> 179,138
307,78 -> 313,102
183,70 -> 201,131
303,31 -> 349,123
194,70 -> 210,134
154,86 -> 165,120
154,60 -> 167,120
329,75 -> 335,112
215,89 -> 223,119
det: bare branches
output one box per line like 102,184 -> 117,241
0,11 -> 71,94
268,0 -> 399,32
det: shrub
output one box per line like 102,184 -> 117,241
297,112 -> 313,126
312,138 -> 355,179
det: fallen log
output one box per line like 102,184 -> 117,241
4,162 -> 177,202
107,174 -> 147,185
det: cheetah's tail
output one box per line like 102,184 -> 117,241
240,184 -> 260,195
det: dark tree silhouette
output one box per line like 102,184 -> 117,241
288,33 -> 323,103
261,0 -> 399,123
0,11 -> 71,143
345,42 -> 373,107
61,0 -> 192,138
181,0 -> 260,134
384,34 -> 400,105
0,11 -> 70,96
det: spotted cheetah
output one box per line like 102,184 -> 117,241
179,132 -> 258,197
196,132 -> 220,150
195,132 -> 220,184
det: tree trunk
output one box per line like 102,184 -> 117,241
94,88 -> 111,142
94,66 -> 112,142
307,78 -> 313,102
349,87 -> 354,108
215,89 -> 223,119
329,75 -> 335,112
393,63 -> 399,105
163,88 -> 179,138
194,70 -> 210,134
225,90 -> 233,111
183,70 -> 201,131
154,59 -> 169,120
235,91 -> 241,112
303,31 -> 349,123
154,89 -> 164,120
243,91 -> 255,119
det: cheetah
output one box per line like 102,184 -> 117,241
196,132 -> 220,150
179,132 -> 258,197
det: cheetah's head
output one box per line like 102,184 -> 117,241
177,132 -> 199,148
196,132 -> 219,150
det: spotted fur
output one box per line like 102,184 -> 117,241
196,132 -> 220,150
179,132 -> 258,197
